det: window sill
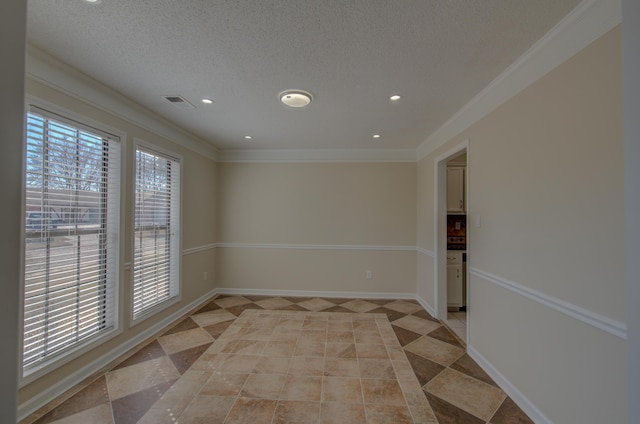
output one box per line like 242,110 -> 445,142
130,294 -> 182,328
19,325 -> 122,388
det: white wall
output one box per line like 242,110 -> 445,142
417,26 -> 627,423
0,1 -> 26,421
623,1 -> 640,422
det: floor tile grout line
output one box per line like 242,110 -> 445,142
485,395 -> 509,424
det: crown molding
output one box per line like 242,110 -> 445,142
25,45 -> 220,161
218,148 -> 417,163
24,0 -> 621,164
416,0 -> 622,160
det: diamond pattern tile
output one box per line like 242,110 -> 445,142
384,300 -> 424,315
340,299 -> 379,313
26,294 -> 531,424
296,297 -> 336,311
254,297 -> 293,309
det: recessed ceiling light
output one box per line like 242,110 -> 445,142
373,134 -> 381,139
390,95 -> 401,101
201,98 -> 214,104
244,136 -> 253,140
85,0 -> 101,4
279,90 -> 313,108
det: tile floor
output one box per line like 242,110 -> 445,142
139,310 -> 428,423
25,295 -> 533,424
445,311 -> 467,341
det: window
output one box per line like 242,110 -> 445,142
133,144 -> 181,320
23,106 -> 120,373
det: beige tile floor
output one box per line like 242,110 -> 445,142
25,295 -> 533,424
138,310 -> 429,423
445,311 -> 467,341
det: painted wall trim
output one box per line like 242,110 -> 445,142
182,243 -> 218,256
218,148 -> 417,163
17,289 -> 218,422
467,345 -> 551,424
416,0 -> 622,159
25,45 -> 219,161
416,247 -> 435,257
470,267 -> 627,339
213,287 -> 416,300
217,243 -> 417,252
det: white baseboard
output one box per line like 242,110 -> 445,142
213,287 -> 416,300
17,289 -> 218,422
415,294 -> 437,318
467,345 -> 551,424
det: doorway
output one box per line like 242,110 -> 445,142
434,140 -> 469,344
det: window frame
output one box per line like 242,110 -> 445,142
19,97 -> 126,385
130,139 -> 182,326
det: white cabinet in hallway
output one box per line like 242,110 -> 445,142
447,251 -> 464,309
446,166 -> 465,213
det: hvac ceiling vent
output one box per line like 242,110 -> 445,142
162,95 -> 195,109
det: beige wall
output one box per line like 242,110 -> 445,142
20,79 -> 218,405
217,162 -> 417,294
416,155 -> 435,305
217,248 -> 416,294
417,26 -> 626,422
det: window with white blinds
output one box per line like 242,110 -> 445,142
133,145 -> 180,320
23,106 -> 120,372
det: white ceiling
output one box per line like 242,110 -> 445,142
26,0 -> 581,152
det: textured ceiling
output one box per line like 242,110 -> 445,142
26,0 -> 581,152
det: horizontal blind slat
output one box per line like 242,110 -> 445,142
22,109 -> 120,370
132,146 -> 180,319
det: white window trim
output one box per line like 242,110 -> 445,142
130,138 -> 183,327
19,96 -> 127,386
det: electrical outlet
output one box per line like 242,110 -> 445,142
203,271 -> 208,281
366,270 -> 372,279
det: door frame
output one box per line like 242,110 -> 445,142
433,140 -> 469,328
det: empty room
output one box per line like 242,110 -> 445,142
1,0 -> 638,423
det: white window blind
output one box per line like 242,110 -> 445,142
133,145 -> 180,320
23,106 -> 120,371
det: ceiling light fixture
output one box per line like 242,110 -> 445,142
279,90 -> 313,108
84,0 -> 101,4
390,95 -> 401,101
373,134 -> 381,139
201,98 -> 214,104
244,136 -> 253,140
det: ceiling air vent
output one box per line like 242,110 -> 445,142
162,95 -> 195,109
